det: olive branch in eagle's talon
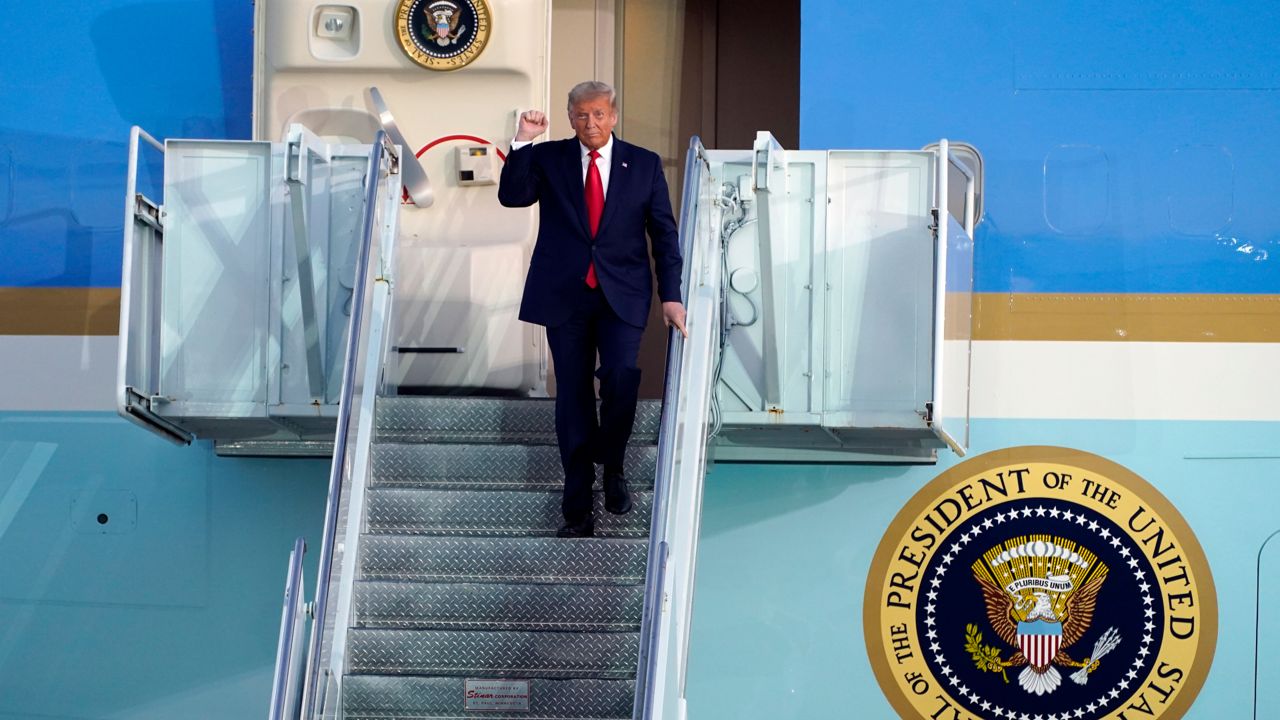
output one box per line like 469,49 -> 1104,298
965,623 -> 1012,683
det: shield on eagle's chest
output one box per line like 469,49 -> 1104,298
1017,620 -> 1063,668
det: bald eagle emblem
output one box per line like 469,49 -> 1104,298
966,536 -> 1122,695
426,1 -> 467,46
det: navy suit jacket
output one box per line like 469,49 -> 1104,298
498,136 -> 682,329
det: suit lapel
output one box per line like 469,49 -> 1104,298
562,140 -> 592,239
596,137 -> 630,238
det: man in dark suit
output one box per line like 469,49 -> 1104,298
499,81 -> 686,538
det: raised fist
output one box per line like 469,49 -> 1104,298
516,110 -> 549,142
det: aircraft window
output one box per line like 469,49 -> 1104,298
1042,144 -> 1108,235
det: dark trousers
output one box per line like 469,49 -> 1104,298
545,286 -> 644,525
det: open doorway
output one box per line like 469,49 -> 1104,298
549,0 -> 799,399
616,0 -> 800,398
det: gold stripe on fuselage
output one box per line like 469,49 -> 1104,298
956,293 -> 1280,342
2,288 -> 1279,341
0,287 -> 121,336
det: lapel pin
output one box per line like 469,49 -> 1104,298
621,162 -> 628,168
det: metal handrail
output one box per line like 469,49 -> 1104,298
633,136 -> 708,719
298,130 -> 394,718
269,537 -> 307,720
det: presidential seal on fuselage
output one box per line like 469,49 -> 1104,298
864,447 -> 1216,720
394,0 -> 492,71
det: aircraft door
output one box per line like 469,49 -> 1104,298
254,0 -> 552,397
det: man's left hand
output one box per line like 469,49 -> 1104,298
662,301 -> 688,338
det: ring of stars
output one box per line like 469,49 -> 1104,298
920,502 -> 1159,720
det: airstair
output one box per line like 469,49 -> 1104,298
261,136 -> 723,720
117,121 -> 977,718
268,132 -> 977,720
333,397 -> 659,718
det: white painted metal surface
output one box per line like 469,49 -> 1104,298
714,151 -> 822,428
751,131 -> 788,409
255,0 -> 551,395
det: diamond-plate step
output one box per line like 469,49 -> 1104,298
365,488 -> 652,538
375,397 -> 661,445
342,675 -> 635,719
346,628 -> 640,679
360,535 -> 647,585
371,443 -> 658,490
354,581 -> 644,632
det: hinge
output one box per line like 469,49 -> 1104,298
134,194 -> 162,230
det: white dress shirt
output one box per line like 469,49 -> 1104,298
511,135 -> 613,197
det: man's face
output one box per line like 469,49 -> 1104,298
569,95 -> 617,151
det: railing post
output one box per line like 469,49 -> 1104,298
285,133 -> 328,401
117,127 -> 193,445
751,131 -> 787,411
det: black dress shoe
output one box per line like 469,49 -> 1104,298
604,467 -> 633,515
556,519 -> 594,538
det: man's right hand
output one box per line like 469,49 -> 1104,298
516,110 -> 549,142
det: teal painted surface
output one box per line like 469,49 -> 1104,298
0,412 -> 327,719
686,419 -> 1280,718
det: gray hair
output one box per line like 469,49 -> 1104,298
567,81 -> 617,111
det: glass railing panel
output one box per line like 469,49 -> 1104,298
298,134 -> 401,720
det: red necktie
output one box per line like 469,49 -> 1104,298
584,149 -> 603,288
